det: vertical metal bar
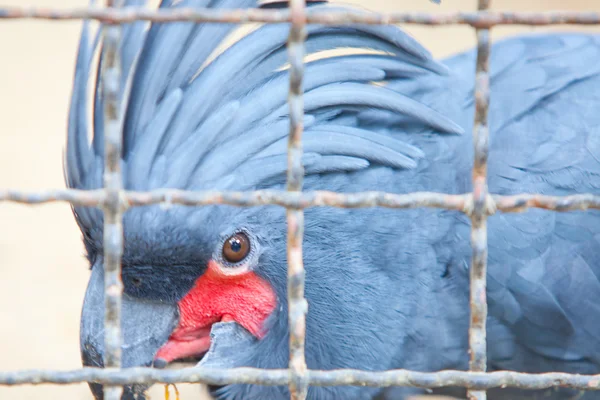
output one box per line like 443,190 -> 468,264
286,0 -> 308,399
467,0 -> 491,400
101,1 -> 125,399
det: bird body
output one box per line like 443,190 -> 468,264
66,1 -> 600,399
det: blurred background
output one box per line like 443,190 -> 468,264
0,0 -> 599,399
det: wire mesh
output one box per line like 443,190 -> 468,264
3,189 -> 600,212
3,367 -> 600,390
286,0 -> 309,398
466,1 -> 490,399
1,1 -> 600,399
100,1 -> 126,400
1,6 -> 600,26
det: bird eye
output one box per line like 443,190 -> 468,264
222,232 -> 251,264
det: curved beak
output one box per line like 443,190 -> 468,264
80,264 -> 178,400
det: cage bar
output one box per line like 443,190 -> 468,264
286,0 -> 309,399
2,189 -> 600,213
4,367 -> 600,390
1,6 -> 600,27
100,1 -> 125,399
466,0 -> 491,399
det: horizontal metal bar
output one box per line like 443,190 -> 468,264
2,367 -> 600,391
1,188 -> 600,213
1,7 -> 599,27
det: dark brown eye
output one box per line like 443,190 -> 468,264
222,232 -> 250,263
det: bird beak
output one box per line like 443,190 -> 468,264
197,321 -> 258,369
80,263 -> 179,400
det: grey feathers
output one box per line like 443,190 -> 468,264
65,0 -> 461,230
67,2 -> 600,399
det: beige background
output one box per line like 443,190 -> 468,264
0,1 -> 599,399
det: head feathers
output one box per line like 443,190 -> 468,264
66,0 -> 463,232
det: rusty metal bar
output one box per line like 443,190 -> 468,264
286,0 -> 309,399
2,189 -> 600,213
467,0 -> 491,399
1,6 -> 600,27
4,367 -> 600,390
100,1 -> 125,399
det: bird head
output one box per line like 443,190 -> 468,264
66,0 -> 463,398
78,203 -> 291,398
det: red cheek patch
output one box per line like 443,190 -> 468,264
154,260 -> 276,364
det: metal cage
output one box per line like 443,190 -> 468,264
2,1 -> 600,400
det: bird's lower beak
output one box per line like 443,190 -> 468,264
197,321 -> 258,369
80,264 -> 179,400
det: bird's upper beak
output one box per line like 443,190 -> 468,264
80,263 -> 261,400
80,264 -> 179,400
